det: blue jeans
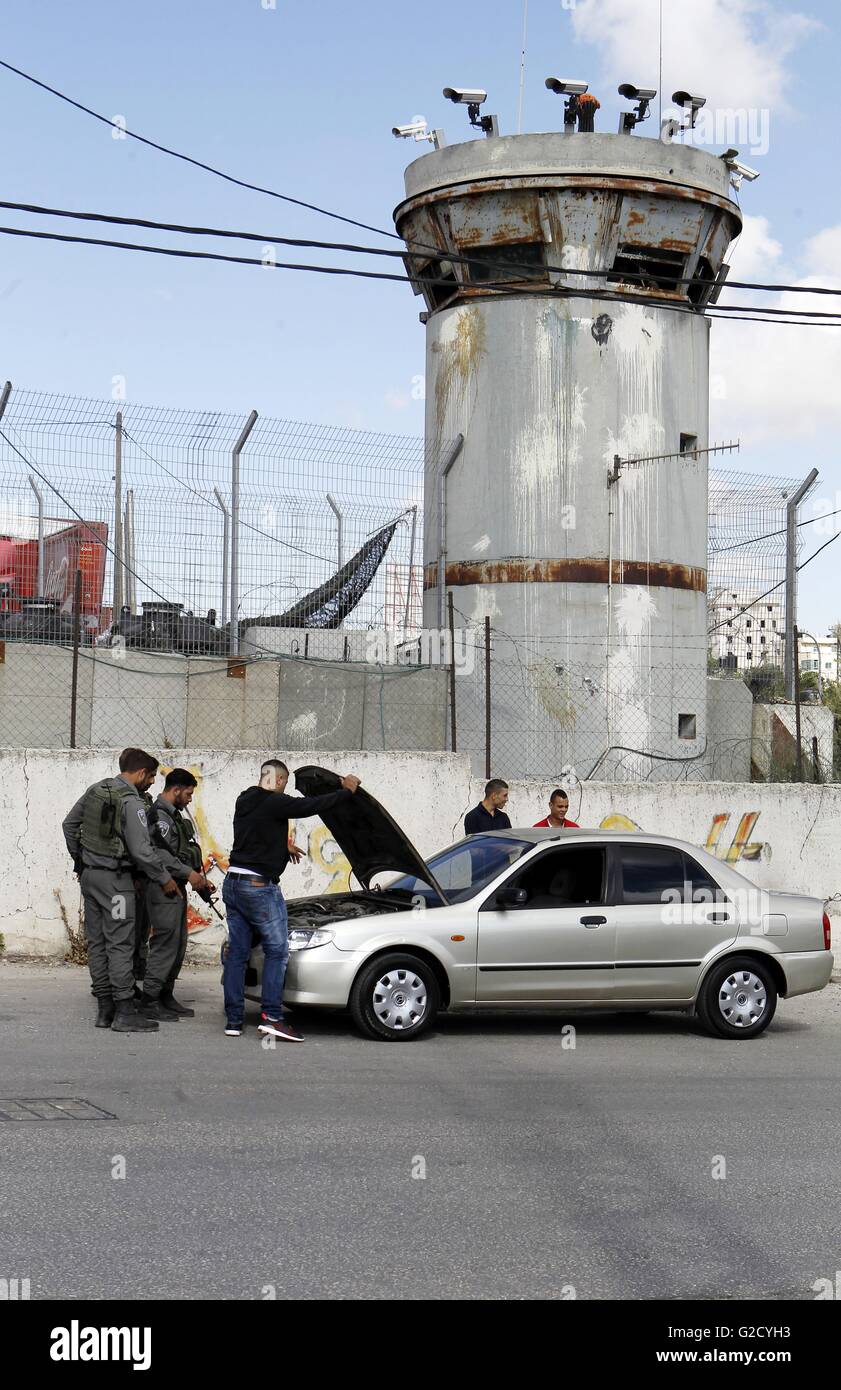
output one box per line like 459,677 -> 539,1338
222,876 -> 289,1027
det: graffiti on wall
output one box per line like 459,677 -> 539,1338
599,811 -> 766,863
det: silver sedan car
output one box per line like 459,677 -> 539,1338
245,767 -> 834,1042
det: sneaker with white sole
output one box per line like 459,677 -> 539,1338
257,1013 -> 304,1043
224,1023 -> 243,1037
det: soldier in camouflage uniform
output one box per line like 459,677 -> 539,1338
142,768 -> 211,1021
62,748 -> 181,1032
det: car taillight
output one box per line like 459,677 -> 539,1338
822,911 -> 832,951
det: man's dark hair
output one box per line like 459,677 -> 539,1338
485,778 -> 508,796
550,788 -> 569,801
164,768 -> 198,790
260,758 -> 289,778
119,747 -> 159,774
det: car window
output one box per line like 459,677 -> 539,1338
501,846 -> 606,909
618,844 -> 687,905
683,854 -> 729,905
377,835 -> 532,905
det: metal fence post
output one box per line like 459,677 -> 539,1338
447,590 -> 457,752
484,615 -> 491,780
113,410 -> 124,616
213,487 -> 230,629
27,475 -> 45,597
793,624 -> 803,781
785,468 -> 818,699
230,410 -> 258,657
70,568 -> 82,748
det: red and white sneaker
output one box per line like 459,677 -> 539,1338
257,1013 -> 304,1043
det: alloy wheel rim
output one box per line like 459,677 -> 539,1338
372,968 -> 427,1031
717,970 -> 766,1028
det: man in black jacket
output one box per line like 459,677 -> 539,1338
221,758 -> 360,1041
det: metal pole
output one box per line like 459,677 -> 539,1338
402,504 -> 418,644
113,410 -> 124,617
484,615 -> 491,780
0,381 -> 11,422
784,468 -> 818,699
447,589 -> 457,752
812,734 -> 821,783
213,486 -> 230,630
230,409 -> 258,657
124,488 -> 138,615
326,493 -> 344,569
70,568 -> 83,748
27,475 -> 44,597
793,624 -> 803,782
437,434 -> 464,632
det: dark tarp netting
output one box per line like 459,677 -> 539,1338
240,519 -> 400,632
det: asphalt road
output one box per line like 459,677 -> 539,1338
1,961 -> 839,1301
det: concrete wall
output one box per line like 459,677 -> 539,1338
2,748 -> 840,961
0,643 -> 447,753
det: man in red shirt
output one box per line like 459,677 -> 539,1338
534,788 -> 579,829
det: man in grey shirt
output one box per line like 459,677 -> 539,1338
63,747 -> 180,1032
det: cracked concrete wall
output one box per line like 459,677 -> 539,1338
2,748 -> 839,959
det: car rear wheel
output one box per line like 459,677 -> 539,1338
697,956 -> 777,1040
349,953 -> 440,1041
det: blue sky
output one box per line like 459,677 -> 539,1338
1,0 -> 839,627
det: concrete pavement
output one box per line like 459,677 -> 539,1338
1,962 -> 839,1300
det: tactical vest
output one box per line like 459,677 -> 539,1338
150,803 -> 203,871
80,779 -> 136,860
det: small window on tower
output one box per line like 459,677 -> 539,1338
680,433 -> 699,456
678,714 -> 697,740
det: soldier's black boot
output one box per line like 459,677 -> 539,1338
140,994 -> 180,1022
159,991 -> 194,1017
111,1000 -> 159,1032
95,996 -> 115,1028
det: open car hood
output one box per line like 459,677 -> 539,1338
294,765 -> 449,904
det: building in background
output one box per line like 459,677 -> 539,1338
709,590 -> 785,670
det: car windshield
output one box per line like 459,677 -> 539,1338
372,835 -> 533,905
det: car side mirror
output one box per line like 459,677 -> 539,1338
497,886 -> 528,907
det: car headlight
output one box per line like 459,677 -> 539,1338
288,927 -> 335,951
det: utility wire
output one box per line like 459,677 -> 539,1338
119,425 -> 334,565
1,196 -> 840,299
3,61 -> 840,307
707,528 -> 841,633
0,57 -> 398,241
0,423 -> 191,610
1,222 -> 837,327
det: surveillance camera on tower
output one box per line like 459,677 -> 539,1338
442,87 -> 498,137
443,87 -> 488,105
618,83 -> 657,134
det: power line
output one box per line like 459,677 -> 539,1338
1,196 -> 840,300
1,221 -> 838,328
0,57 -> 398,242
707,527 -> 841,633
711,504 -> 841,553
0,422 -> 189,610
119,426 -> 335,565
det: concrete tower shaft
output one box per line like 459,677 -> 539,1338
394,133 -> 742,780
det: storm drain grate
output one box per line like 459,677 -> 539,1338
0,1097 -> 117,1121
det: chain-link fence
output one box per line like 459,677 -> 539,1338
0,386 -> 433,649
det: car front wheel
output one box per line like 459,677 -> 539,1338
349,953 -> 440,1041
697,956 -> 777,1040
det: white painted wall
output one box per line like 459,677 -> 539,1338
1,748 -> 839,960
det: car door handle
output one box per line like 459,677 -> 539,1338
707,912 -> 730,922
580,915 -> 606,927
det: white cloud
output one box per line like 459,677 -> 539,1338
569,0 -> 819,118
711,217 -> 841,444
